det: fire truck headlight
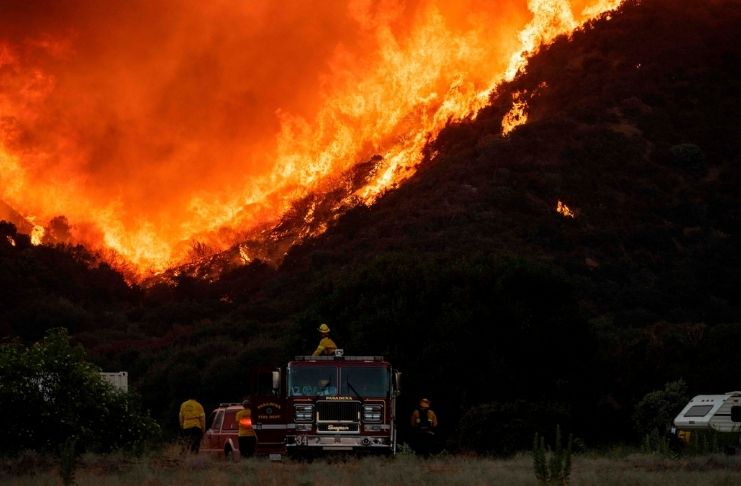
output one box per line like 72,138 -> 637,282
363,404 -> 383,423
294,404 -> 314,422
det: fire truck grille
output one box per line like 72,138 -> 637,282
316,401 -> 361,422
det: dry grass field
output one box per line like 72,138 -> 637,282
2,447 -> 741,486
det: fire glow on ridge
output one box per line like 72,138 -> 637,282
0,0 -> 622,275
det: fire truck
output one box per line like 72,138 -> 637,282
243,351 -> 401,457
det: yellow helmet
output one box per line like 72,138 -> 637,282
419,398 -> 431,408
318,323 -> 330,334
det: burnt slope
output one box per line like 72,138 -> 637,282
283,0 -> 741,327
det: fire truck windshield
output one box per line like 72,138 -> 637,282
288,366 -> 390,398
288,366 -> 337,396
340,367 -> 389,398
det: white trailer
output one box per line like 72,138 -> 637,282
673,391 -> 741,432
100,371 -> 129,392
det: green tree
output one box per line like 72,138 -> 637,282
0,328 -> 160,456
633,379 -> 689,438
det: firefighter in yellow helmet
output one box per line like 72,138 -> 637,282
235,399 -> 257,458
410,398 -> 438,456
311,323 -> 337,356
179,396 -> 205,453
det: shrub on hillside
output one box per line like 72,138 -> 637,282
669,143 -> 706,171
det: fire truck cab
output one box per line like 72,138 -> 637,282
270,352 -> 401,455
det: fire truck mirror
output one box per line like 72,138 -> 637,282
393,371 -> 402,396
272,370 -> 281,393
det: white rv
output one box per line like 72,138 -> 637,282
673,391 -> 741,433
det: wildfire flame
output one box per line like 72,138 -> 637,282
0,1 -> 622,275
501,91 -> 530,136
30,224 -> 45,245
556,200 -> 576,218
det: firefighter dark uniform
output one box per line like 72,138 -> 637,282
179,398 -> 205,453
410,398 -> 438,455
236,399 -> 257,458
312,323 -> 337,356
410,398 -> 438,430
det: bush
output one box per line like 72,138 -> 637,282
533,425 -> 573,485
455,401 -> 571,456
685,429 -> 741,455
632,379 -> 689,438
669,143 -> 707,174
0,328 -> 160,457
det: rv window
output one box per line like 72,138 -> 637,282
732,406 -> 741,422
684,405 -> 713,417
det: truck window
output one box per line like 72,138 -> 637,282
207,411 -> 217,430
684,405 -> 713,417
288,366 -> 337,396
340,367 -> 390,398
222,410 -> 238,430
212,410 -> 224,431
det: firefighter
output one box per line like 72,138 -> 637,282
311,323 -> 337,356
179,396 -> 205,453
236,399 -> 257,458
410,398 -> 438,456
317,378 -> 337,396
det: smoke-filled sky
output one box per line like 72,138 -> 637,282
0,0 -> 617,271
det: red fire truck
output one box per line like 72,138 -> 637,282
230,352 -> 401,457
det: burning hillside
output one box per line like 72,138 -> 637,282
1,0 -> 621,276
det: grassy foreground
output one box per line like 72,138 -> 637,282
2,447 -> 741,486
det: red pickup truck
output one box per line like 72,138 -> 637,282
200,403 -> 243,459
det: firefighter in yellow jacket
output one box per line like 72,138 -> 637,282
179,397 -> 205,453
235,399 -> 257,458
312,323 -> 337,356
410,398 -> 438,430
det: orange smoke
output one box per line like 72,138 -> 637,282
0,0 -> 621,274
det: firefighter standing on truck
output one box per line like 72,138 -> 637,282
312,323 -> 337,356
410,398 -> 438,456
179,396 -> 205,453
236,399 -> 257,458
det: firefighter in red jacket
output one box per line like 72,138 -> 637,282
312,323 -> 337,356
410,398 -> 438,455
236,399 -> 257,458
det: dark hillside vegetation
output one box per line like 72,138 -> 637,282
0,222 -> 136,341
1,0 -> 740,454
